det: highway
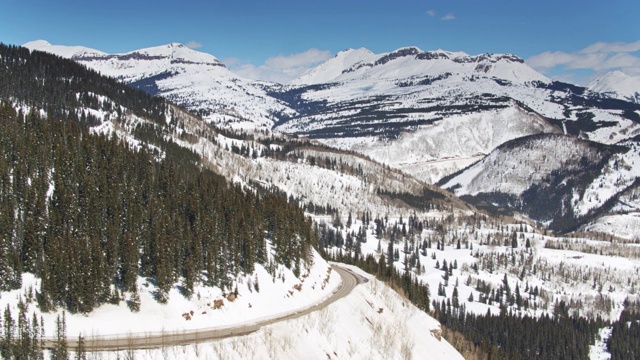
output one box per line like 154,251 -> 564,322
42,264 -> 363,352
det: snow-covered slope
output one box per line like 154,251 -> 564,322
22,40 -> 640,233
321,105 -> 561,183
291,46 -> 549,85
589,71 -> 640,104
290,47 -> 375,85
275,47 -> 640,184
23,40 -> 296,129
440,133 -> 637,231
36,265 -> 462,359
22,39 -> 107,59
24,41 -> 640,186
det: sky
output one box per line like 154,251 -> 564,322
1,0 -> 639,84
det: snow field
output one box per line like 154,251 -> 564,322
330,216 -> 640,323
61,264 -> 462,360
0,249 -> 341,340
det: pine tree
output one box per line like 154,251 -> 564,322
1,305 -> 14,359
128,287 -> 141,313
387,239 -> 394,271
75,333 -> 86,360
452,287 -> 460,308
52,312 -> 68,360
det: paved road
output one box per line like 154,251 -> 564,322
42,265 -> 363,352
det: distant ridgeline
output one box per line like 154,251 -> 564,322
0,43 -> 315,313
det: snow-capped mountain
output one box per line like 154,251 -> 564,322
289,47 -> 376,85
23,40 -> 296,129
9,41 -> 640,359
273,47 -> 640,183
439,133 -> 640,231
589,71 -> 640,104
291,46 -> 549,85
23,40 -> 640,231
23,39 -> 107,59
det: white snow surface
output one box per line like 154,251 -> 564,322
289,48 -> 375,85
22,39 -> 107,59
23,40 -> 296,130
291,46 -> 549,85
585,213 -> 640,241
590,327 -> 613,360
442,134 -> 601,196
321,105 -> 559,183
589,71 -> 640,103
55,264 -> 462,360
0,250 -> 341,339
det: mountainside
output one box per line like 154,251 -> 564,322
0,43 -> 318,312
439,133 -> 640,231
23,40 -> 296,129
0,41 -> 468,360
291,46 -> 549,86
23,39 -> 107,58
272,47 -> 640,184
24,40 -> 640,234
26,40 -> 640,187
589,71 -> 640,104
6,41 -> 640,359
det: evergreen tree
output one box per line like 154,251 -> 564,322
52,312 -> 68,360
75,333 -> 86,360
1,305 -> 14,359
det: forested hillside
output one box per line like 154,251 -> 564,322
0,43 -> 315,313
0,44 -> 169,126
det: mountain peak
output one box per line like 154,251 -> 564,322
588,71 -> 640,103
122,43 -> 223,67
288,47 -> 377,85
290,46 -> 547,85
23,39 -> 52,48
22,39 -> 107,59
336,47 -> 374,57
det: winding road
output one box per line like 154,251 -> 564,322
43,265 -> 364,352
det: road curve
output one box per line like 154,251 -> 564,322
42,264 -> 363,352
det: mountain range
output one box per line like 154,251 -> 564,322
23,40 -> 640,234
5,39 -> 640,359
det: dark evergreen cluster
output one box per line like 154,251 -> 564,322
1,301 -> 45,359
376,187 -> 445,211
0,98 -> 314,313
433,302 -> 602,360
607,308 -> 640,360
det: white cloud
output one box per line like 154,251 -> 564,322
441,13 -> 455,21
426,10 -> 436,17
185,41 -> 203,49
579,40 -> 640,54
227,48 -> 333,83
526,40 -> 640,84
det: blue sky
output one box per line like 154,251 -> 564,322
2,0 -> 639,83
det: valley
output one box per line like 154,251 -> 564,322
0,33 -> 638,359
